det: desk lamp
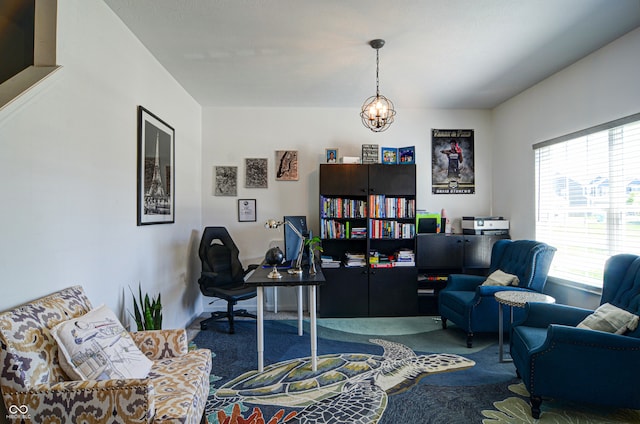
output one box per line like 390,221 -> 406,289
265,219 -> 305,274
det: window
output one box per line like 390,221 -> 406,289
534,113 -> 640,288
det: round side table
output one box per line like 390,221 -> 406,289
495,290 -> 556,362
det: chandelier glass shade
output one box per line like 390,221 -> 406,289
360,39 -> 396,132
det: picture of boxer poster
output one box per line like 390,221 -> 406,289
432,129 -> 475,194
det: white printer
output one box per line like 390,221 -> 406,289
462,216 -> 509,235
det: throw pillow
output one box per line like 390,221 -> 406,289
577,303 -> 640,334
481,269 -> 520,286
51,304 -> 153,380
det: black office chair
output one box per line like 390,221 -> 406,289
197,227 -> 259,333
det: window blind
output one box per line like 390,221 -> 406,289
534,113 -> 640,288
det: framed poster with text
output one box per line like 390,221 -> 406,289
432,129 -> 475,194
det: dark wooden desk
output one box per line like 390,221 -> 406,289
245,265 -> 325,372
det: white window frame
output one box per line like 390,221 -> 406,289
533,112 -> 640,290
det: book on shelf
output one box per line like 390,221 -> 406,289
321,255 -> 341,268
371,262 -> 394,268
350,227 -> 367,238
417,288 -> 435,295
321,255 -> 340,262
344,252 -> 366,267
418,274 -> 449,282
368,195 -> 416,219
320,197 -> 366,219
369,219 -> 416,239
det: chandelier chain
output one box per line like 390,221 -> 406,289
375,49 -> 380,97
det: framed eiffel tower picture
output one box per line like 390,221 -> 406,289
137,106 -> 175,225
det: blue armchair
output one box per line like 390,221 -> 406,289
438,239 -> 556,347
510,253 -> 640,418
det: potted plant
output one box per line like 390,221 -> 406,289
129,283 -> 162,331
305,235 -> 323,274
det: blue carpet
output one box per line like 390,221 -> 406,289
194,318 -> 640,424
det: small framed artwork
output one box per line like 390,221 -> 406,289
325,148 -> 339,163
214,166 -> 238,196
381,147 -> 398,165
238,199 -> 257,222
275,150 -> 299,181
361,143 -> 379,163
398,146 -> 416,164
137,106 -> 175,226
245,158 -> 268,188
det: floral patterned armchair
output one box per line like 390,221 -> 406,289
0,286 -> 212,423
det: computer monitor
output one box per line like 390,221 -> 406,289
417,217 -> 438,233
283,216 -> 308,262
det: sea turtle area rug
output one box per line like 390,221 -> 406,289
192,316 -> 640,424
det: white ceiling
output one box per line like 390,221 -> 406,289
104,0 -> 640,109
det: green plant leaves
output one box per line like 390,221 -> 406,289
130,283 -> 163,331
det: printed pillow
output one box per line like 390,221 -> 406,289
51,304 -> 153,380
481,269 -> 520,287
577,303 -> 640,334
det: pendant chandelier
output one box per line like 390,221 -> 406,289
360,39 -> 396,132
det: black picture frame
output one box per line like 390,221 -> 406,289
137,106 -> 175,225
238,199 -> 257,222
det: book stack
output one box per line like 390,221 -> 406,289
320,255 -> 341,268
370,252 -> 393,268
394,249 -> 415,267
344,252 -> 366,267
350,227 -> 367,238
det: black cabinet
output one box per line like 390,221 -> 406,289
319,164 -> 417,318
415,233 -> 508,315
369,267 -> 418,316
319,164 -> 369,196
319,268 -> 369,318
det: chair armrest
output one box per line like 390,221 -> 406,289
4,379 -> 154,423
445,274 -> 485,291
543,324 -> 640,349
244,264 -> 260,278
130,328 -> 188,359
476,285 -> 531,297
514,302 -> 592,328
529,324 -> 640,368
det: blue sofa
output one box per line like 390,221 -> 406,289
510,253 -> 640,418
438,239 -> 556,347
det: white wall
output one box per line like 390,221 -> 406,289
492,27 -> 640,241
0,0 -> 203,329
201,106 -> 492,310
